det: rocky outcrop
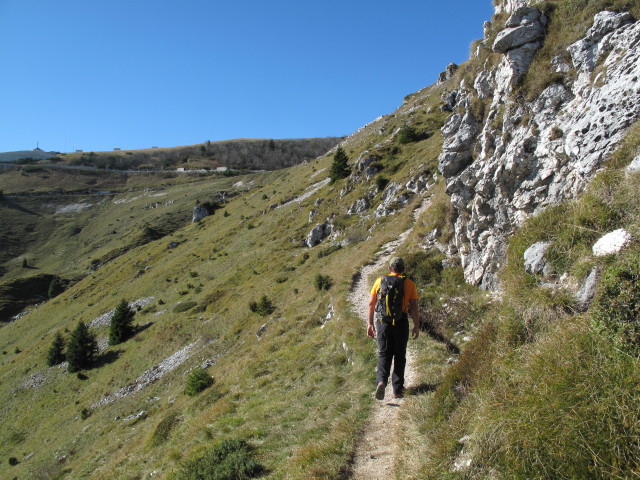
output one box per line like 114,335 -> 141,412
192,204 -> 211,222
306,221 -> 333,247
347,198 -> 371,215
438,63 -> 459,84
439,7 -> 640,289
494,0 -> 529,15
439,111 -> 479,178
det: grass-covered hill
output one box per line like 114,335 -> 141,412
41,137 -> 342,172
2,1 -> 640,479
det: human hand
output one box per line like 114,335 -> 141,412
411,325 -> 420,340
367,324 -> 376,339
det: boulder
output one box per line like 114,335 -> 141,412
445,112 -> 478,152
593,229 -> 632,256
441,90 -> 458,112
587,10 -> 633,41
626,155 -> 640,173
306,222 -> 333,247
493,7 -> 547,54
405,175 -> 429,194
523,241 -> 551,275
494,0 -> 530,15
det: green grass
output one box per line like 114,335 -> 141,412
0,147 -> 415,479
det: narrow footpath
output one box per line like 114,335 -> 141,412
347,198 -> 430,479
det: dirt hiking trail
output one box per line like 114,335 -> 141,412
347,199 -> 430,479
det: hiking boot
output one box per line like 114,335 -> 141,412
375,382 -> 386,400
393,391 -> 404,399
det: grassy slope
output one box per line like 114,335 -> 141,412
4,2 -> 640,479
0,79 -> 448,479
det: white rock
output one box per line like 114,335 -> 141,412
626,155 -> 640,173
523,241 -> 551,275
576,268 -> 599,308
593,229 -> 632,256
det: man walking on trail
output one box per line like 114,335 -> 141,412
367,257 -> 419,400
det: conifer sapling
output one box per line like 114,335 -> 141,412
66,322 -> 98,373
47,332 -> 66,366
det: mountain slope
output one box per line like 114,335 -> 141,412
2,1 -> 640,479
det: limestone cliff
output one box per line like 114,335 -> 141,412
438,2 -> 640,289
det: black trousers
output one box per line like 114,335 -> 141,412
376,319 -> 409,393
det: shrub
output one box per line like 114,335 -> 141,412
109,299 -> 136,346
46,332 -> 66,366
314,274 -> 333,291
8,457 -> 18,466
549,125 -> 564,140
251,295 -> 275,317
184,368 -> 214,396
149,411 -> 181,448
174,439 -> 263,480
397,124 -> 421,144
317,245 -> 342,259
66,322 -> 98,373
174,301 -> 198,313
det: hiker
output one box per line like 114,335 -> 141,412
367,257 -> 419,400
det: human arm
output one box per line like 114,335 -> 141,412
367,292 -> 377,338
409,298 -> 419,339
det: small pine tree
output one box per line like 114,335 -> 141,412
66,322 -> 98,373
329,147 -> 350,184
256,295 -> 275,316
48,277 -> 61,299
109,299 -> 135,346
184,368 -> 214,396
47,332 -> 66,366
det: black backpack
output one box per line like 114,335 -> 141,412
375,275 -> 407,325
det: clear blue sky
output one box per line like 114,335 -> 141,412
0,0 -> 493,153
